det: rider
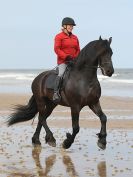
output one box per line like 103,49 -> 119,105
53,17 -> 80,103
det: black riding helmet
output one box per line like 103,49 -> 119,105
62,17 -> 76,26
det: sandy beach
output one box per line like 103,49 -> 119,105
0,93 -> 133,128
0,93 -> 133,177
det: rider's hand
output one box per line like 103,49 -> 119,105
65,56 -> 73,63
66,58 -> 76,67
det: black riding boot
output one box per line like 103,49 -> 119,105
53,76 -> 62,103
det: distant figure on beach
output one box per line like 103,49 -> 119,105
53,17 -> 80,103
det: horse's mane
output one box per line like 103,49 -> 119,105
75,39 -> 112,69
75,40 -> 98,68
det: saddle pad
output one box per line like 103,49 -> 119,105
45,66 -> 71,90
45,74 -> 57,90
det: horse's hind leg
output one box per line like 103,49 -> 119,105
63,106 -> 80,149
32,99 -> 56,146
32,119 -> 42,145
89,101 -> 107,150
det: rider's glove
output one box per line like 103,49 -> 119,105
65,56 -> 73,63
65,56 -> 76,67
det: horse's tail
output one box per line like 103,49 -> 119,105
8,95 -> 38,126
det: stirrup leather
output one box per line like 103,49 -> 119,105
53,91 -> 61,102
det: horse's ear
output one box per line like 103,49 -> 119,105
99,36 -> 102,41
109,37 -> 112,45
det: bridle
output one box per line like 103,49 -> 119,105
84,61 -> 112,70
83,49 -> 112,70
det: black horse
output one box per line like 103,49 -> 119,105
8,36 -> 114,150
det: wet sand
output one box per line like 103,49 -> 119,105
0,93 -> 133,176
0,126 -> 133,177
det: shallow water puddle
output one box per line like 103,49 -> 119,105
0,126 -> 133,177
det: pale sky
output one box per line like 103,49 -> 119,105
0,0 -> 133,69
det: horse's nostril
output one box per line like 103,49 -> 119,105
106,69 -> 114,76
107,70 -> 110,73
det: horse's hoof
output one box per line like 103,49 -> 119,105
97,141 -> 106,150
47,141 -> 56,147
32,137 -> 41,145
45,135 -> 56,147
62,139 -> 72,149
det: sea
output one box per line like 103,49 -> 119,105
0,68 -> 133,97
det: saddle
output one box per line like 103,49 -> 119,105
45,65 -> 72,90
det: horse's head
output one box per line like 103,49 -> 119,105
98,36 -> 114,77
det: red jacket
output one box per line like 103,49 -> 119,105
54,32 -> 80,64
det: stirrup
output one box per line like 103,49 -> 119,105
53,91 -> 61,103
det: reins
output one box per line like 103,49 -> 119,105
83,61 -> 111,70
83,65 -> 101,70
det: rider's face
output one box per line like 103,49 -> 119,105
64,25 -> 74,32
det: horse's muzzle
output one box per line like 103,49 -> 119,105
106,68 -> 114,77
101,67 -> 114,77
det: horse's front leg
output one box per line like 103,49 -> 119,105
89,101 -> 107,150
63,107 -> 80,149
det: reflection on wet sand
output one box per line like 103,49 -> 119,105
7,152 -> 106,177
7,172 -> 33,177
1,127 -> 133,176
32,147 -> 107,177
32,146 -> 79,177
32,146 -> 56,177
6,165 -> 34,177
97,161 -> 106,177
62,151 -> 79,177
